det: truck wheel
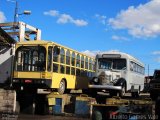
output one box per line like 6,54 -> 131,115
92,109 -> 102,120
57,79 -> 66,95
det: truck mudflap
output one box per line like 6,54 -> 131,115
89,84 -> 122,90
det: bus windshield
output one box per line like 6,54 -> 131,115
98,58 -> 126,70
15,46 -> 46,72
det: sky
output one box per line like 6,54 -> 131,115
0,0 -> 160,75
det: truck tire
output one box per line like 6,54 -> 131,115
92,109 -> 102,120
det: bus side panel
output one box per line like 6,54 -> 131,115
51,73 -> 76,89
66,75 -> 76,89
127,60 -> 145,92
129,72 -> 144,91
14,72 -> 42,79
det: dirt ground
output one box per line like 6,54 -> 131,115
18,114 -> 90,120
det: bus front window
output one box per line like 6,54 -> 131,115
15,46 -> 46,71
98,58 -> 126,70
98,59 -> 112,69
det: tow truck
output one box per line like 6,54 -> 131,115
149,69 -> 160,100
0,22 -> 158,120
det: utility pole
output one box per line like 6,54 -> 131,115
14,1 -> 18,23
12,0 -> 31,40
148,64 -> 150,76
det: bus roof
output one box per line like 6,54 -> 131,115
96,51 -> 144,67
16,40 -> 95,59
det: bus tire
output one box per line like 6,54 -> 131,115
131,92 -> 139,98
119,84 -> 126,97
135,89 -> 140,98
57,79 -> 66,95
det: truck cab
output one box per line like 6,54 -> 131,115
149,70 -> 160,100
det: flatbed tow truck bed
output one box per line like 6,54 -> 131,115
91,96 -> 155,120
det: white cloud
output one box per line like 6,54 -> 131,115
108,0 -> 160,38
82,50 -> 100,57
44,10 -> 59,17
57,14 -> 72,24
95,14 -> 107,25
0,11 -> 6,23
44,10 -> 88,27
155,57 -> 160,63
72,19 -> 88,27
82,50 -> 120,57
111,35 -> 129,41
152,51 -> 160,55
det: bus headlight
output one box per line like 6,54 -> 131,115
93,78 -> 99,83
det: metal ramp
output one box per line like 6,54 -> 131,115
0,21 -> 41,42
0,27 -> 16,46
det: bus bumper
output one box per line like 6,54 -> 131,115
89,85 -> 122,90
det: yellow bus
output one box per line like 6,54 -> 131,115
13,40 -> 95,94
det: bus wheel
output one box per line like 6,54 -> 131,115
57,79 -> 66,95
119,85 -> 126,97
135,89 -> 140,97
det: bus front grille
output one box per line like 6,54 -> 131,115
99,75 -> 110,85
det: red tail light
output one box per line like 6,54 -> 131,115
25,80 -> 32,83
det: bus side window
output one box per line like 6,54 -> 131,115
66,50 -> 70,65
53,64 -> 58,73
89,59 -> 92,70
71,52 -> 75,66
81,56 -> 84,68
53,46 -> 60,62
71,67 -> 75,75
47,47 -> 52,71
60,48 -> 65,63
130,61 -> 133,71
76,54 -> 80,67
85,57 -> 88,69
53,46 -> 60,73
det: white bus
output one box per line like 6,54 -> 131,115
89,52 -> 145,97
